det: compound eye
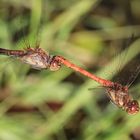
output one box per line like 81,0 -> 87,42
126,100 -> 139,115
49,60 -> 61,71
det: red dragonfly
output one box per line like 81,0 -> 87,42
0,46 -> 139,114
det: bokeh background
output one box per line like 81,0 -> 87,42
0,0 -> 140,140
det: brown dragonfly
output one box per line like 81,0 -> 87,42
0,46 -> 139,114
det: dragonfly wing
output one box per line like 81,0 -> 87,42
113,55 -> 140,87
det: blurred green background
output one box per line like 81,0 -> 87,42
0,0 -> 140,140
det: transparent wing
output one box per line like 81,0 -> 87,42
114,54 -> 140,87
112,39 -> 140,87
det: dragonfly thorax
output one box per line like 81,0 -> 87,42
107,83 -> 139,114
107,87 -> 129,108
18,47 -> 50,69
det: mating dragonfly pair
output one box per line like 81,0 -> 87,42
0,46 -> 139,114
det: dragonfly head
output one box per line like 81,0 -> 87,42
126,100 -> 139,114
49,56 -> 62,71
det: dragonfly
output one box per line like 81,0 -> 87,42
0,45 -> 139,114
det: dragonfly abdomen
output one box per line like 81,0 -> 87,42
0,48 -> 26,57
